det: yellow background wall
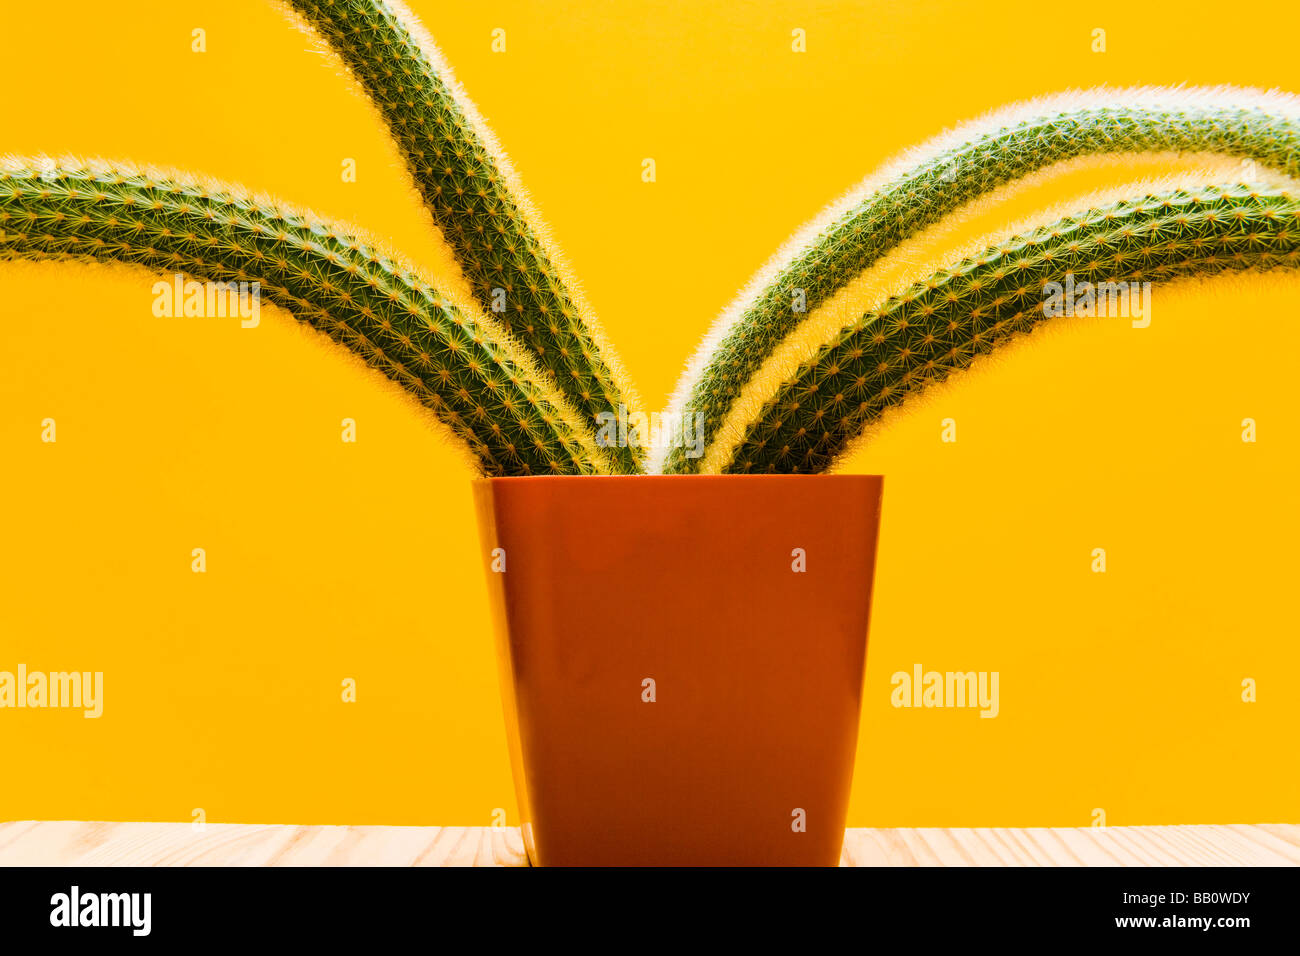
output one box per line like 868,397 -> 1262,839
2,0 -> 1297,826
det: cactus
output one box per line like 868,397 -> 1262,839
4,0 -> 1299,480
0,159 -> 610,476
660,89 -> 1300,474
720,184 -> 1300,474
283,0 -> 644,473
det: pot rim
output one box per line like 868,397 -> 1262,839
473,473 -> 884,484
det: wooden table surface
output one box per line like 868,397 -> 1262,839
1,822 -> 1296,866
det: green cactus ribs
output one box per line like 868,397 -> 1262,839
0,160 -> 606,476
6,11 -> 1300,483
665,97 -> 1300,473
286,0 -> 643,472
725,184 -> 1300,474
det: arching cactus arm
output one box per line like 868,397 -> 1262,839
282,0 -> 644,472
663,90 -> 1300,474
0,158 -> 611,476
713,184 -> 1300,474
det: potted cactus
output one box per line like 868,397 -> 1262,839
3,0 -> 1298,864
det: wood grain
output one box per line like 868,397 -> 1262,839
838,824 -> 1300,867
0,821 -> 527,867
0,821 -> 1294,866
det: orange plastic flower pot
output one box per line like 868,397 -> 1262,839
473,474 -> 885,866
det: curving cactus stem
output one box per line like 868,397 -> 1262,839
285,0 -> 644,473
662,91 -> 1300,474
0,159 -> 611,476
5,4 -> 1300,483
722,184 -> 1300,474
